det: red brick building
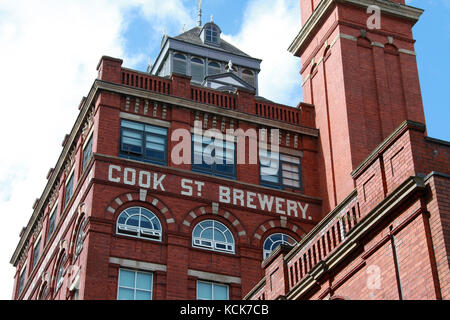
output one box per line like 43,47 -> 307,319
10,0 -> 449,301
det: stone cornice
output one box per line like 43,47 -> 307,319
288,0 -> 424,56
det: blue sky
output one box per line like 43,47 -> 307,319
0,0 -> 448,300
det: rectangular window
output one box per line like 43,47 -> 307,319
119,119 -> 168,165
82,135 -> 93,172
18,269 -> 26,297
197,281 -> 229,300
32,237 -> 41,269
46,205 -> 57,243
192,135 -> 236,179
117,269 -> 153,300
259,150 -> 302,190
64,174 -> 74,208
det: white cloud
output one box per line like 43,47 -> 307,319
0,0 -> 191,300
0,0 -> 303,300
223,0 -> 302,106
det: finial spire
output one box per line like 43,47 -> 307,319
197,0 -> 203,27
211,14 -> 213,23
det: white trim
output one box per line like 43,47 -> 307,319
109,257 -> 167,273
189,269 -> 241,284
33,233 -> 42,249
398,48 -> 416,56
65,170 -> 75,187
120,112 -> 171,128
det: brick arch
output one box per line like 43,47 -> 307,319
251,218 -> 307,246
104,191 -> 176,231
180,205 -> 248,244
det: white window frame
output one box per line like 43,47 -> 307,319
117,268 -> 153,300
192,220 -> 235,254
116,207 -> 162,242
197,280 -> 229,300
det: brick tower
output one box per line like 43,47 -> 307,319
289,0 -> 426,211
245,1 -> 449,301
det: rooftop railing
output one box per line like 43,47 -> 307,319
121,69 -> 172,95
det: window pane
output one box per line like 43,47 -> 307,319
282,170 -> 299,180
213,284 -> 228,300
136,273 -> 152,290
135,290 -> 152,300
82,136 -> 93,171
127,215 -> 140,227
119,270 -> 135,287
145,125 -> 167,136
123,130 -> 142,140
283,179 -> 300,188
174,59 -> 187,75
122,120 -> 144,131
197,282 -> 212,300
202,228 -> 213,240
33,239 -> 41,268
214,229 -> 226,242
191,61 -> 205,83
118,288 -> 134,300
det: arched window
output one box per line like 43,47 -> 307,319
192,220 -> 235,254
116,207 -> 162,242
74,219 -> 86,259
191,57 -> 205,83
208,61 -> 221,76
263,233 -> 297,259
55,253 -> 67,290
242,69 -> 255,87
173,53 -> 187,75
205,24 -> 220,44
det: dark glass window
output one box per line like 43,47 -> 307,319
205,25 -> 219,44
64,174 -> 74,208
18,269 -> 26,297
32,238 -> 41,269
208,61 -> 221,76
46,206 -> 57,243
263,233 -> 297,259
191,57 -> 205,83
119,119 -> 168,165
82,135 -> 93,172
173,53 -> 187,75
192,135 -> 235,179
259,151 -> 302,190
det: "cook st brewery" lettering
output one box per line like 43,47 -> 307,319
107,164 -> 310,219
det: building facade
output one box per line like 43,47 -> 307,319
10,0 -> 449,300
